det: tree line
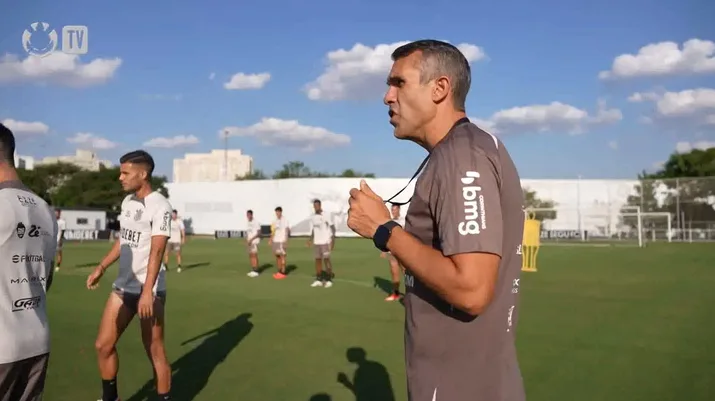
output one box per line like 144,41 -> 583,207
16,160 -> 560,219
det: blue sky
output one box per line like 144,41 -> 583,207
1,0 -> 714,180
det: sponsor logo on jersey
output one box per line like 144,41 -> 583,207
17,194 -> 37,207
16,223 -> 51,239
120,227 -> 142,247
458,171 -> 486,236
160,211 -> 170,231
10,276 -> 46,285
12,254 -> 44,263
12,296 -> 42,312
16,222 -> 26,238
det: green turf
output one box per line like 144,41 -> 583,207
44,238 -> 715,401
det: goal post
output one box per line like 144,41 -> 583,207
524,206 -> 673,247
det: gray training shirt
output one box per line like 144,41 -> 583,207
403,121 -> 526,401
0,181 -> 57,364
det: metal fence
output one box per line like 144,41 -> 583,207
523,176 -> 715,243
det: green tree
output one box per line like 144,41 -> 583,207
338,168 -> 376,178
17,162 -> 81,205
51,165 -> 168,210
620,147 -> 715,235
271,161 -> 375,179
523,187 -> 557,221
236,169 -> 267,180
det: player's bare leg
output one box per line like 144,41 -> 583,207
385,256 -> 401,301
94,292 -> 136,401
323,257 -> 334,288
162,250 -> 169,270
175,249 -> 182,268
311,258 -> 323,287
54,250 -> 63,271
140,297 -> 171,398
247,247 -> 260,277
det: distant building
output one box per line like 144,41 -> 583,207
37,149 -> 112,171
173,149 -> 253,183
14,153 -> 35,170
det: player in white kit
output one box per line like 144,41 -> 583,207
0,123 -> 57,401
86,150 -> 173,401
269,206 -> 290,279
308,199 -> 336,288
164,209 -> 185,272
54,208 -> 66,272
380,203 -> 405,301
245,209 -> 262,277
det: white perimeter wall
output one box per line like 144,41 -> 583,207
166,178 -> 646,236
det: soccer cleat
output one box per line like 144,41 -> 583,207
247,271 -> 259,278
385,293 -> 400,301
310,280 -> 323,287
273,272 -> 286,279
177,267 -> 182,273
54,267 -> 59,272
323,281 -> 333,288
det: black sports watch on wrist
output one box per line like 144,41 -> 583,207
373,220 -> 401,252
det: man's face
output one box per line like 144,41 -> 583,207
275,210 -> 282,218
119,162 -> 146,192
55,210 -> 61,219
384,52 -> 436,140
247,212 -> 253,221
313,202 -> 321,213
391,205 -> 400,218
172,211 -> 178,220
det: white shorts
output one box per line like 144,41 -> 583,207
247,243 -> 258,254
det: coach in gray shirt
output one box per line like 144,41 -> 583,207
348,40 -> 526,401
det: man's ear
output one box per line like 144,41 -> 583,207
432,76 -> 450,103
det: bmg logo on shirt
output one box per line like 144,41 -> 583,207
458,171 -> 487,236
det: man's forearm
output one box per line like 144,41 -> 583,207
99,240 -> 121,270
143,248 -> 163,293
387,228 -> 472,306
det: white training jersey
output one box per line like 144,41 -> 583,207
168,217 -> 184,243
272,216 -> 289,243
115,192 -> 172,294
0,181 -> 57,363
309,213 -> 334,245
246,219 -> 261,245
56,218 -> 66,243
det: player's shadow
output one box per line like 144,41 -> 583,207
373,277 -> 404,306
285,264 -> 298,275
256,263 -> 273,273
182,262 -> 210,270
126,313 -> 254,401
309,393 -> 332,400
336,347 -> 395,401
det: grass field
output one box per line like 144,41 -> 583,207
44,238 -> 715,401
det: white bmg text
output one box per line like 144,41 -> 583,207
22,22 -> 88,58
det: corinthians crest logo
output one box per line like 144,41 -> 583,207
134,209 -> 143,221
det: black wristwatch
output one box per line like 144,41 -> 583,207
373,220 -> 401,252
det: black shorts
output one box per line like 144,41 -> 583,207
0,353 -> 49,401
113,288 -> 167,314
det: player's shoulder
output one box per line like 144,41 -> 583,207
146,191 -> 172,209
435,122 -> 499,160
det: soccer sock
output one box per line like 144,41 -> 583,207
158,392 -> 171,400
102,378 -> 118,401
393,283 -> 400,295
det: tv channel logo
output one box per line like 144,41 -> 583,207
22,22 -> 88,58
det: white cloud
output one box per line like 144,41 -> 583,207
0,52 -> 121,87
224,72 -> 271,90
221,118 -> 350,151
675,140 -> 715,153
143,135 -> 199,148
304,41 -> 487,101
629,88 -> 715,126
67,133 -> 117,149
608,140 -> 618,149
599,39 -> 715,80
471,100 -> 621,135
1,118 -> 49,134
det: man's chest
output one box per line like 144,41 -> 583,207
311,215 -> 328,228
120,204 -> 150,245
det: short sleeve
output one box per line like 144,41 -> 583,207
431,148 -> 503,257
151,200 -> 172,237
178,220 -> 185,230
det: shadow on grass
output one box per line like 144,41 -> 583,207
182,262 -> 210,270
373,276 -> 404,306
126,313 -> 254,401
285,264 -> 298,275
309,393 -> 332,401
337,347 -> 395,401
256,263 -> 273,273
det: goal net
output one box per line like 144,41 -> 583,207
525,207 -> 673,247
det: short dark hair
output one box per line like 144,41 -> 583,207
119,150 -> 155,176
0,122 -> 16,166
391,39 -> 472,111
313,199 -> 321,205
275,206 -> 282,212
247,209 -> 253,214
172,209 -> 177,214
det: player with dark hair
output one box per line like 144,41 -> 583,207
308,199 -> 336,288
245,209 -> 262,277
164,209 -> 185,272
86,150 -> 174,401
54,208 -> 66,271
269,206 -> 290,279
380,203 -> 405,301
0,122 -> 57,401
